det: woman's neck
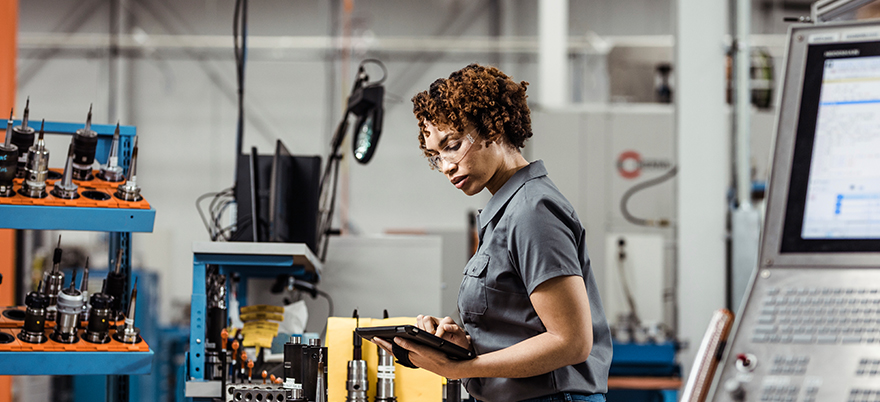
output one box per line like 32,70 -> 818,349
486,151 -> 530,195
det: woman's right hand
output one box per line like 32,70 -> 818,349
416,314 -> 472,351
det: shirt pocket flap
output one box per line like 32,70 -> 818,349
464,254 -> 489,277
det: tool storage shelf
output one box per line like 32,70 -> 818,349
0,204 -> 155,232
0,119 -> 155,232
185,241 -> 321,399
0,121 -> 154,392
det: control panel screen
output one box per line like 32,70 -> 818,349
802,56 -> 880,239
782,41 -> 880,252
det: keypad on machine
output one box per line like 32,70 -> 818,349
752,287 -> 880,345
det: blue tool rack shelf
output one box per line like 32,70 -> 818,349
0,204 -> 155,232
185,241 -> 321,399
0,120 -> 155,231
0,351 -> 154,375
0,121 -> 155,396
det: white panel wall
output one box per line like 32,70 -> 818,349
243,235 -> 443,332
604,233 -> 665,328
676,0 -> 730,379
531,106 -> 678,329
302,235 -> 444,331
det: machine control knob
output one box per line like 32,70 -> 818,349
735,353 -> 757,372
725,378 -> 746,401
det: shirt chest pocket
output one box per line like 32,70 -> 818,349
459,254 -> 489,316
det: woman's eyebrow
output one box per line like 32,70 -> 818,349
426,133 -> 450,154
437,133 -> 452,149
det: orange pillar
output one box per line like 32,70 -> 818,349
0,0 -> 14,113
0,0 -> 17,304
0,0 -> 16,401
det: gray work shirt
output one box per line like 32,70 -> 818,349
458,160 -> 612,402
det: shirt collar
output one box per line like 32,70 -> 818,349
478,160 -> 547,231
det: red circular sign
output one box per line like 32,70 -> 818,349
617,150 -> 642,179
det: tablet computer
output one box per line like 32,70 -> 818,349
355,325 -> 475,368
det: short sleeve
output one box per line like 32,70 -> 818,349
508,196 -> 583,294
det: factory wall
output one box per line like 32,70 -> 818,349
14,0 -> 683,326
13,0 -> 795,377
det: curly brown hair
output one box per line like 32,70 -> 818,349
412,64 -> 532,157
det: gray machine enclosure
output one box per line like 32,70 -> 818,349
710,20 -> 880,402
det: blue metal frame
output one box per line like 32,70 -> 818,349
607,341 -> 681,402
0,120 -> 153,402
0,351 -> 154,375
189,261 -> 207,381
610,341 -> 679,376
187,243 -> 320,390
0,205 -> 155,232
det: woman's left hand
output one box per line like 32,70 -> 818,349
369,335 -> 463,379
416,315 -> 471,351
392,336 -> 464,379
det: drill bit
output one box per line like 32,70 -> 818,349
41,235 -> 65,321
346,308 -> 368,401
127,278 -> 138,321
128,137 -> 138,184
51,141 -> 80,199
68,268 -> 77,292
104,247 -> 127,320
79,257 -> 91,321
52,235 -> 62,273
21,97 -> 29,129
98,122 -> 124,182
12,98 -> 34,179
80,258 -> 89,293
114,136 -> 142,201
3,109 -> 12,148
113,277 -> 142,344
114,248 -> 123,275
36,120 -> 45,150
71,104 -> 98,181
353,309 -> 362,360
109,123 -> 120,166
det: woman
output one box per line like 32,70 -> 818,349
372,64 -> 612,402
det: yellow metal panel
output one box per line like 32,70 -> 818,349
326,316 -> 443,402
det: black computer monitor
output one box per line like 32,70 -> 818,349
268,140 -> 321,248
233,140 -> 320,254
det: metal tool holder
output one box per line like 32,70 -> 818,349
0,120 -> 155,402
185,241 -> 322,400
